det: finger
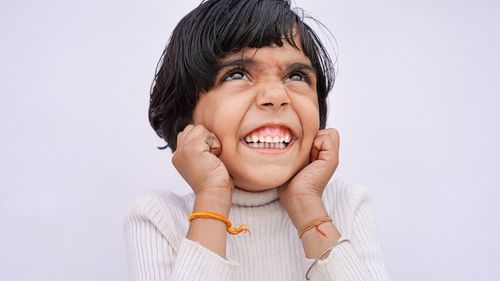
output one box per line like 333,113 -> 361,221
310,129 -> 330,161
182,125 -> 209,147
204,132 -> 222,156
176,131 -> 185,148
177,124 -> 195,147
327,128 -> 340,151
183,124 -> 209,142
181,125 -> 222,155
317,128 -> 339,138
310,135 -> 324,161
318,128 -> 340,151
310,132 -> 339,162
310,148 -> 319,162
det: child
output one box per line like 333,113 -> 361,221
124,0 -> 389,280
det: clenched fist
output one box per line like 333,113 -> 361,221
172,124 -> 234,206
278,128 -> 340,229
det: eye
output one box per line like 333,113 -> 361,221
286,72 -> 309,83
223,69 -> 249,81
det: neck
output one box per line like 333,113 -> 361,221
231,186 -> 280,207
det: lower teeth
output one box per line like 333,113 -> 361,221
247,142 -> 287,149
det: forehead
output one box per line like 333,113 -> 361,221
220,43 -> 312,67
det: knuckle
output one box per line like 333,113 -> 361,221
327,127 -> 338,134
182,125 -> 193,132
327,128 -> 339,139
188,125 -> 204,136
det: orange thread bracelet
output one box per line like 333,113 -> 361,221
298,215 -> 333,239
188,212 -> 250,235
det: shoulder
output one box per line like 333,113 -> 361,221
323,178 -> 371,205
322,178 -> 373,238
126,189 -> 193,216
124,190 -> 194,247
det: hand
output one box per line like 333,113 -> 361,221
278,128 -> 340,227
172,124 -> 233,204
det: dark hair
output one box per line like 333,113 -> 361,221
149,0 -> 335,152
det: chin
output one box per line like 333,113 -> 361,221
232,168 -> 296,192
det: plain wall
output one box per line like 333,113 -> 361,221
1,0 -> 499,280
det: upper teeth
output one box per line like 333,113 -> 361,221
245,133 -> 291,143
243,126 -> 293,146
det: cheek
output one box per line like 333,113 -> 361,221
211,107 -> 243,142
292,96 -> 320,164
194,94 -> 245,139
291,94 -> 320,134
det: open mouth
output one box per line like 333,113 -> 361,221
242,125 -> 294,149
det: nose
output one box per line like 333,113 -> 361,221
256,83 -> 291,111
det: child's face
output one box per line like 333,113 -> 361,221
193,42 -> 320,191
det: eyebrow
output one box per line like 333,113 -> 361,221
218,59 -> 256,69
218,59 -> 316,74
286,62 -> 316,74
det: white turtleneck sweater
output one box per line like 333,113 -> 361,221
123,178 -> 390,281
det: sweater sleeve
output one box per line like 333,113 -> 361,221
123,191 -> 240,281
302,183 -> 390,281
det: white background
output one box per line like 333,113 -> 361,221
1,0 -> 499,280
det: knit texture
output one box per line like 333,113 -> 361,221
123,178 -> 390,280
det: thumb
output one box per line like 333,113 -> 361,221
204,132 -> 222,157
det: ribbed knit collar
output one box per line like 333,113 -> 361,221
232,186 -> 279,207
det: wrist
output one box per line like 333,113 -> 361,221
193,189 -> 232,216
282,195 -> 328,230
